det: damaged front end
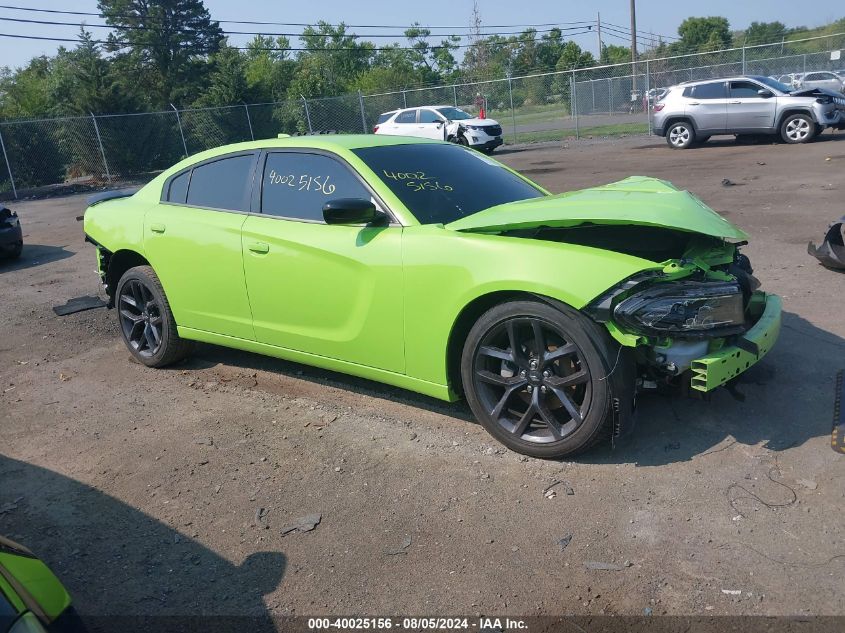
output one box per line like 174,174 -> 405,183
585,238 -> 781,397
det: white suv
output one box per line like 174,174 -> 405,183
374,106 -> 504,153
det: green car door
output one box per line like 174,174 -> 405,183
144,151 -> 259,341
241,150 -> 404,373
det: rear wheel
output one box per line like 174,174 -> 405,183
780,113 -> 815,143
116,265 -> 193,367
666,121 -> 695,149
6,242 -> 21,259
461,300 -> 617,458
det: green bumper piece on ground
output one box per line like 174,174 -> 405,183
690,293 -> 782,392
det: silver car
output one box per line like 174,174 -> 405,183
652,75 -> 845,149
795,71 -> 845,93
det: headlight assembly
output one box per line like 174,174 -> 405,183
613,280 -> 745,337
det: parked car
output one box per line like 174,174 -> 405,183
84,135 -> 781,458
374,105 -> 503,153
0,206 -> 22,260
795,71 -> 845,93
772,73 -> 799,88
0,535 -> 74,633
652,75 -> 845,148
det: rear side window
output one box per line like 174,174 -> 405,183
395,110 -> 417,123
261,152 -> 372,222
692,82 -> 726,99
185,154 -> 256,212
377,112 -> 394,124
167,170 -> 189,204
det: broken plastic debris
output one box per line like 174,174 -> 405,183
808,216 -> 845,270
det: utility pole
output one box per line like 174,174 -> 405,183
596,12 -> 603,63
630,0 -> 638,67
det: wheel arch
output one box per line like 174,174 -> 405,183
445,290 -> 581,396
777,107 -> 817,127
661,115 -> 697,134
105,249 -> 150,306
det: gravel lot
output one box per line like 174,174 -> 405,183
1,132 -> 844,622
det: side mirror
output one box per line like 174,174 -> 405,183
323,198 -> 385,225
758,89 -> 773,98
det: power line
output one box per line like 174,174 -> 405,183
0,4 -> 596,30
0,14 -> 596,39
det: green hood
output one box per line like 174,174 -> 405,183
446,176 -> 748,241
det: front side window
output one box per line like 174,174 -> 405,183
436,107 -> 472,120
185,154 -> 256,212
261,152 -> 372,222
730,81 -> 763,98
352,143 -> 543,225
692,82 -> 726,99
394,110 -> 417,124
419,109 -> 442,123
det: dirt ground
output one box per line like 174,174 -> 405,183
1,132 -> 844,623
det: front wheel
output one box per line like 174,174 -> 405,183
780,113 -> 815,144
115,265 -> 193,367
461,301 -> 617,458
666,121 -> 695,149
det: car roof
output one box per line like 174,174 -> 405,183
677,75 -> 770,86
380,105 -> 457,116
169,134 -> 443,169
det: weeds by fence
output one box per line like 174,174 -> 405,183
1,31 -> 843,197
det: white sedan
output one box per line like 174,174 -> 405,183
374,106 -> 504,153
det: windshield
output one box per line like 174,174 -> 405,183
435,107 -> 473,121
753,76 -> 792,93
353,143 -> 544,224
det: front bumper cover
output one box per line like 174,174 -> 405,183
689,293 -> 782,392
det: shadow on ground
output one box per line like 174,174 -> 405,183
172,309 -> 841,468
0,244 -> 74,271
0,455 -> 285,629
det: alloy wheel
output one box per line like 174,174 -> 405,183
472,317 -> 592,444
786,118 -> 810,141
118,279 -> 163,358
669,125 -> 690,147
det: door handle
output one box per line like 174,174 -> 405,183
248,241 -> 269,254
149,223 -> 166,234
687,102 -> 700,106
729,100 -> 742,104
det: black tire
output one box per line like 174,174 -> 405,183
456,134 -> 469,146
665,120 -> 695,149
780,113 -> 815,144
461,300 -> 618,459
6,241 -> 22,259
115,265 -> 192,367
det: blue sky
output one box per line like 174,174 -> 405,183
0,0 -> 840,70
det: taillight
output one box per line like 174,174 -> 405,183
373,125 -> 379,133
653,103 -> 665,112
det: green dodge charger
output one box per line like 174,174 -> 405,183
0,537 -> 72,633
83,135 -> 781,458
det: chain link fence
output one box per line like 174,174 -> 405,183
1,31 -> 843,198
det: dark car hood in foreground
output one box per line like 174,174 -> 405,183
446,176 -> 748,240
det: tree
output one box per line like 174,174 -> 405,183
675,16 -> 732,53
743,21 -> 788,46
195,43 -> 249,107
287,22 -> 374,98
601,44 -> 631,65
97,0 -> 223,107
49,29 -> 133,115
244,36 -> 296,102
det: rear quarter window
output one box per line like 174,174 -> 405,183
185,153 -> 257,212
